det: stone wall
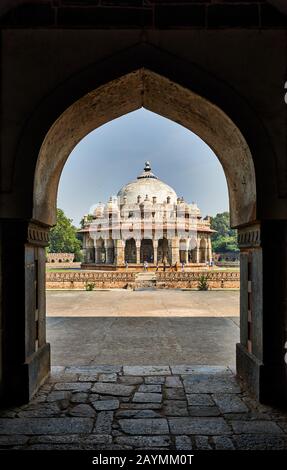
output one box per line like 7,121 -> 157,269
46,270 -> 239,289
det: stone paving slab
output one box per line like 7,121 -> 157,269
169,417 -> 231,435
0,418 -> 93,435
0,365 -> 287,450
123,366 -> 171,376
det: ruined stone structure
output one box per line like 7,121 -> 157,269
46,253 -> 74,263
80,162 -> 214,269
0,1 -> 287,408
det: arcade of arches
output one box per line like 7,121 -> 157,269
0,1 -> 287,410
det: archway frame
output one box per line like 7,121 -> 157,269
33,67 -> 256,229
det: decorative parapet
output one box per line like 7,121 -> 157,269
46,271 -> 136,282
157,271 -> 240,282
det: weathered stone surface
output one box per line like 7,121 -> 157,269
71,392 -> 89,403
54,382 -> 92,392
92,383 -> 134,397
133,393 -> 162,403
233,434 -> 287,450
78,375 -> 98,382
18,404 -> 60,417
116,409 -> 162,419
165,376 -> 182,388
0,435 -> 29,446
212,394 -> 249,414
94,411 -> 114,434
92,400 -> 120,411
119,376 -> 143,385
231,420 -> 283,434
83,434 -> 112,445
0,418 -> 93,434
186,394 -> 214,407
69,404 -> 95,417
212,436 -> 235,450
169,417 -> 231,435
165,388 -> 185,400
46,391 -> 71,402
188,406 -> 221,417
171,365 -> 230,376
175,435 -> 193,450
138,384 -> 161,393
183,375 -> 240,394
119,418 -> 169,435
29,434 -> 86,444
98,373 -> 117,383
66,366 -> 121,374
48,374 -> 78,383
120,403 -> 162,410
145,376 -> 166,384
115,435 -> 170,448
123,366 -> 170,376
195,435 -> 212,450
163,401 -> 188,417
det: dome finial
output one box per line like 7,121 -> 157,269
144,161 -> 151,172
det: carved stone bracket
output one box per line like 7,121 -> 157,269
27,223 -> 50,246
238,224 -> 261,248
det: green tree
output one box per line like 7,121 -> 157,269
48,208 -> 82,261
210,212 -> 238,253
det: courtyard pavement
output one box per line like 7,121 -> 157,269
1,291 -> 287,451
1,365 -> 287,450
47,290 -> 239,365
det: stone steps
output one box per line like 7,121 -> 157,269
134,272 -> 157,290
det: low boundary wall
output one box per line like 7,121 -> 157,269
46,271 -> 240,289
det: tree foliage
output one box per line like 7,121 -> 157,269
210,212 -> 239,253
48,208 -> 82,260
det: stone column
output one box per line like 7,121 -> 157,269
236,222 -> 287,405
195,239 -> 200,263
136,240 -> 141,265
104,240 -> 112,264
205,237 -> 208,263
114,239 -> 125,266
170,237 -> 180,265
0,220 -> 50,403
208,236 -> 212,262
153,240 -> 158,264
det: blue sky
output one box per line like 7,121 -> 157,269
57,108 -> 229,226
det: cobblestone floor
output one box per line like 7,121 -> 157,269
1,365 -> 287,450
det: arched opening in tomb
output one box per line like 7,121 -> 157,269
140,239 -> 154,264
125,238 -> 136,264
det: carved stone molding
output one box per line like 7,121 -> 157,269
28,223 -> 50,246
238,224 -> 261,248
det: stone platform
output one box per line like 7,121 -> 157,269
1,365 -> 287,450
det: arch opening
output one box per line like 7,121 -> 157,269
33,69 -> 256,229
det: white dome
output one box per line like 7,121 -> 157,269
117,162 -> 177,205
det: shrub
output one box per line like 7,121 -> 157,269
198,274 -> 209,291
85,282 -> 95,291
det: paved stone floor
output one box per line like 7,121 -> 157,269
1,365 -> 287,450
47,290 -> 239,365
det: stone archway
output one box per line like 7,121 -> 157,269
33,69 -> 256,229
3,63 -> 286,406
